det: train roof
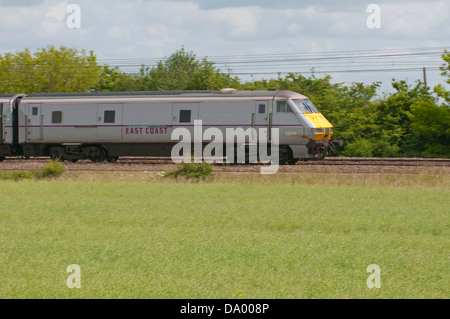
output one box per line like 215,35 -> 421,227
21,89 -> 307,101
25,90 -> 214,97
0,93 -> 24,102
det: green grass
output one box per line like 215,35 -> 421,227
0,159 -> 65,181
0,178 -> 448,299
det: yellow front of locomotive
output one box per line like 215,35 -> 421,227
289,98 -> 335,159
290,99 -> 334,141
303,112 -> 334,140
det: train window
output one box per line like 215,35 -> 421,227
258,104 -> 266,114
276,101 -> 293,113
32,107 -> 38,116
276,101 -> 286,112
302,99 -> 319,113
292,100 -> 319,113
104,110 -> 115,123
179,110 -> 191,123
52,111 -> 62,123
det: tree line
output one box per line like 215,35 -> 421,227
1,45 -> 449,158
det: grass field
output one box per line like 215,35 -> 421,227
0,170 -> 449,299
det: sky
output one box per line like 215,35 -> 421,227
0,0 -> 449,93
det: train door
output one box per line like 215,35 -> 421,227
26,104 -> 42,141
254,101 -> 269,142
172,103 -> 200,160
0,103 -> 3,142
172,103 -> 199,128
97,104 -> 123,140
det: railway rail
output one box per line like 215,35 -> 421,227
299,157 -> 450,166
0,157 -> 448,174
1,156 -> 450,164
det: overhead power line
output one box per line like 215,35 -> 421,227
96,46 -> 448,77
1,46 -> 447,78
229,67 -> 441,76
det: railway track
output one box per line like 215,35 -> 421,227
300,157 -> 450,166
0,156 -> 448,173
1,156 -> 449,165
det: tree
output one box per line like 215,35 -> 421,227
94,65 -> 140,92
411,99 -> 450,157
0,48 -> 35,93
369,80 -> 436,156
434,50 -> 450,104
0,45 -> 100,93
96,48 -> 241,92
143,47 -> 240,91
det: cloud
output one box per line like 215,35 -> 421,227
167,0 -> 438,12
0,0 -> 44,7
107,26 -> 132,40
142,24 -> 174,55
383,1 -> 449,38
0,0 -> 447,83
206,6 -> 261,40
0,0 -> 67,37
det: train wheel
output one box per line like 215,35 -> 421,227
279,147 -> 293,165
49,148 -> 64,161
90,148 -> 106,163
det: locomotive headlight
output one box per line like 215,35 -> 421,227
311,128 -> 324,134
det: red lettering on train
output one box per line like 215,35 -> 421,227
125,126 -> 168,135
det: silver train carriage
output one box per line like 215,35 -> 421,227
0,89 -> 337,163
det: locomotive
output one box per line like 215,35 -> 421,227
0,89 -> 337,164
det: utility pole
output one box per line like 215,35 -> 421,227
423,67 -> 427,87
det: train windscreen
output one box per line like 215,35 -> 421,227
291,99 -> 319,113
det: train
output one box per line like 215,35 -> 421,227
0,89 -> 338,164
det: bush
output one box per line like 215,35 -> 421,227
0,160 -> 66,181
0,171 -> 34,181
164,162 -> 213,180
33,160 -> 65,179
341,138 -> 374,157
